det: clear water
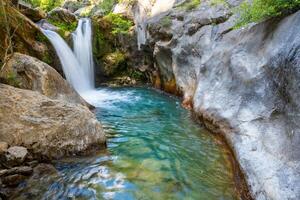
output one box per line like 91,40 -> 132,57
14,87 -> 239,200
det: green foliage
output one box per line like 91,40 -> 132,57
160,16 -> 172,28
47,18 -> 77,32
24,0 -> 64,11
99,0 -> 117,15
176,0 -> 201,10
104,13 -> 133,35
235,0 -> 300,28
35,32 -> 48,43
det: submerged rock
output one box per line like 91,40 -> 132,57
0,84 -> 106,159
1,53 -> 92,108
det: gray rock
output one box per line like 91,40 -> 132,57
0,84 -> 106,159
18,3 -> 46,22
143,1 -> 300,199
5,146 -> 28,167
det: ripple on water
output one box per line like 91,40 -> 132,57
14,87 -> 240,200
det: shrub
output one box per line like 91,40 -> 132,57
24,0 -> 64,11
103,13 -> 133,35
235,0 -> 300,27
99,0 -> 117,15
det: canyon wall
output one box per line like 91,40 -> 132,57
131,0 -> 300,199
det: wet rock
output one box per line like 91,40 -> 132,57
1,53 -> 92,108
0,84 -> 106,159
31,164 -> 57,179
5,146 -> 28,167
1,174 -> 27,187
5,166 -> 33,176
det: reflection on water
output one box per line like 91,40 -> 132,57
14,87 -> 239,200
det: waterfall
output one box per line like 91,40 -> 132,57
42,18 -> 95,94
73,18 -> 95,89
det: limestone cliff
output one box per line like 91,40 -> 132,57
127,0 -> 300,199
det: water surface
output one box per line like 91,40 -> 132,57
15,87 -> 239,200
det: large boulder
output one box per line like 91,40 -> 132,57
0,53 -> 91,108
0,84 -> 106,159
0,1 -> 62,74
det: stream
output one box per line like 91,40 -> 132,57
14,87 -> 240,200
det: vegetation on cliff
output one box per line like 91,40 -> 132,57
236,0 -> 300,27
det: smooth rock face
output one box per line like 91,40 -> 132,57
1,53 -> 91,108
143,1 -> 300,199
0,84 -> 106,159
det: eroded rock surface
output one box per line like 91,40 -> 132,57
141,0 -> 300,199
0,84 -> 106,159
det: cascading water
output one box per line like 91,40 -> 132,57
42,18 -> 95,96
73,18 -> 95,89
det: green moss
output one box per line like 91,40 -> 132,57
160,16 -> 172,28
234,0 -> 300,28
35,32 -> 48,43
42,52 -> 52,65
6,72 -> 20,87
176,0 -> 201,10
103,50 -> 126,71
